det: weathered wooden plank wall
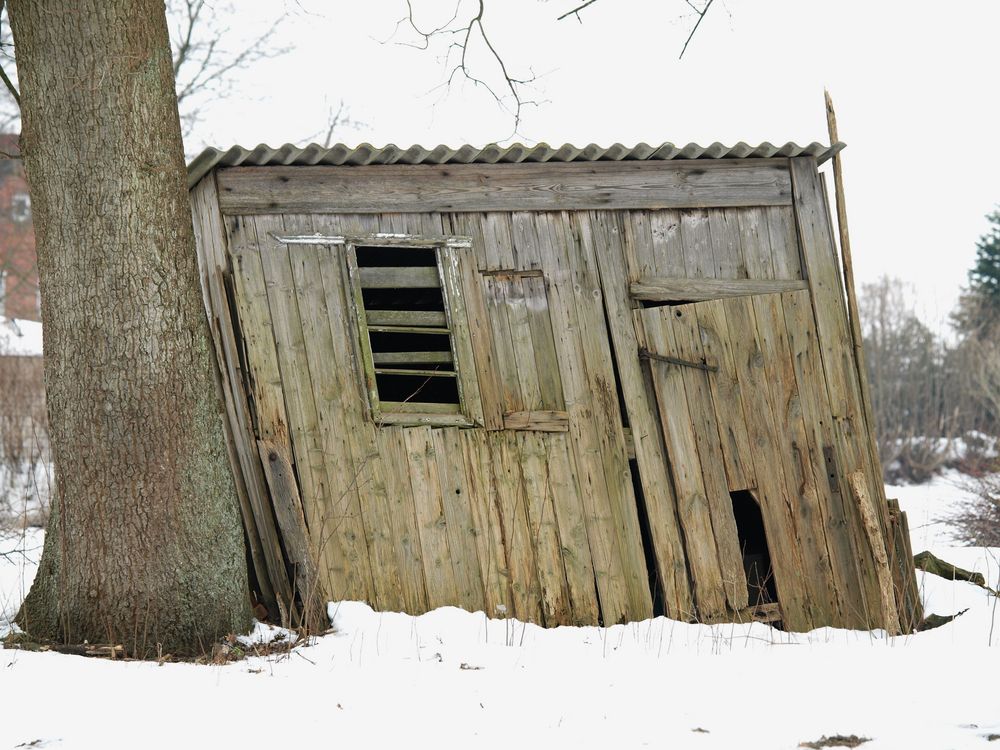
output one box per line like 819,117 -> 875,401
204,156 -> 902,632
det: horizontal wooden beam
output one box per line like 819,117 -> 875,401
216,160 -> 793,215
630,277 -> 808,302
360,266 -> 440,288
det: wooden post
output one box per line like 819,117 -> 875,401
824,91 -> 885,499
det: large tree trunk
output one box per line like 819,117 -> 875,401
9,0 -> 250,655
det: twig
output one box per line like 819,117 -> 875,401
556,0 -> 599,22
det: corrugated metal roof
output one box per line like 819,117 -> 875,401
188,140 -> 845,189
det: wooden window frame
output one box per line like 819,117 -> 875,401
341,234 -> 484,428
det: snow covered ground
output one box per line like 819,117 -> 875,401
1,475 -> 997,750
0,317 -> 43,358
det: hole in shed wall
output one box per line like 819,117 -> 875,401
730,489 -> 778,607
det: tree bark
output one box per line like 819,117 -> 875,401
8,0 -> 250,656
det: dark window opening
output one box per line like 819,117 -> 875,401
629,459 -> 666,617
354,244 -> 461,410
638,299 -> 697,309
730,489 -> 778,606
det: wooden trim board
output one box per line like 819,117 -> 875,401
631,277 -> 807,302
216,159 -> 793,215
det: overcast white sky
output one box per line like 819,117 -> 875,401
185,0 -> 1000,331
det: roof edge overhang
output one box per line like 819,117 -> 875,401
187,140 -> 846,190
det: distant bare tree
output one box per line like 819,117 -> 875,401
302,99 -> 367,149
0,0 -> 290,137
859,277 -> 955,482
170,0 -> 290,135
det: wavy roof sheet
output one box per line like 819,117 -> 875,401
188,140 -> 845,189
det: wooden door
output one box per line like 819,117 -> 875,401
637,290 -> 860,631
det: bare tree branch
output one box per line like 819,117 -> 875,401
678,0 -> 716,59
388,0 -> 543,137
397,0 -> 721,136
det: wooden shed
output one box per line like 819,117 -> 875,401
188,141 -> 922,633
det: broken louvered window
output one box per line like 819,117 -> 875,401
345,237 -> 482,426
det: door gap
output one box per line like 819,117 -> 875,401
629,458 -> 666,617
730,489 -> 778,608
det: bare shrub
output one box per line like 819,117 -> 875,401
951,470 -> 1000,547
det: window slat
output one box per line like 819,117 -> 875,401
367,325 -> 450,334
366,309 -> 448,327
373,367 -> 457,378
372,351 -> 454,365
360,266 -> 440,288
378,401 -> 462,415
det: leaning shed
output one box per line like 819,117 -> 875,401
188,141 -> 922,634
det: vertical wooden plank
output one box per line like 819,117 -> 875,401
886,499 -> 923,632
489,431 -> 543,622
791,156 -> 895,628
431,428 -> 487,611
621,211 -> 656,282
459,428 -> 514,617
308,213 -> 429,612
720,295 -> 813,630
405,425 -> 459,610
461,213 -> 523,416
290,213 -> 413,612
229,215 -> 346,609
678,209 -> 715,278
569,212 -> 655,621
518,431 -> 573,625
504,276 -> 544,410
591,210 -> 694,619
538,211 -> 653,622
692,300 -> 755,493
376,427 -> 430,614
707,208 -> 746,279
446,213 -> 505,429
848,471 -> 902,635
749,291 -> 838,624
780,290 -> 872,627
254,215 -> 375,603
639,306 -> 728,619
765,206 -> 803,279
543,433 -> 601,624
438,244 -> 486,425
191,181 -> 284,619
648,210 -> 686,277
256,437 -> 326,630
664,304 -> 749,611
530,211 -> 633,623
522,275 -> 566,410
738,207 -> 776,280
